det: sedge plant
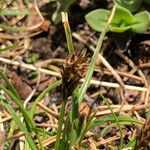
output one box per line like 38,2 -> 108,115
54,3 -> 143,150
0,2 -> 146,149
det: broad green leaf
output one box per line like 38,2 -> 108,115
114,0 -> 142,12
132,11 -> 150,33
112,5 -> 133,26
110,25 -> 131,32
110,5 -> 134,32
85,9 -> 110,32
85,6 -> 133,33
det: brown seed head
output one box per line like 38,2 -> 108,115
61,50 -> 89,99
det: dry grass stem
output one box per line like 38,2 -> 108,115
0,116 -> 12,124
98,54 -> 125,88
95,66 -> 143,82
0,115 -> 4,131
0,57 -> 147,92
8,132 -> 25,140
36,123 -> 58,128
0,57 -> 61,77
35,59 -> 66,67
23,89 -> 36,108
95,104 -> 146,116
89,138 -> 97,150
144,84 -> 150,105
115,50 -> 148,88
36,102 -> 58,120
80,79 -> 148,92
38,136 -> 56,147
95,136 -> 119,147
139,63 -> 150,68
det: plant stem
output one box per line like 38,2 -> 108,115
62,12 -> 75,55
54,99 -> 67,150
77,5 -> 117,104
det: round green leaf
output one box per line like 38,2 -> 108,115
109,5 -> 134,33
110,25 -> 131,33
85,9 -> 111,32
112,5 -> 134,26
132,11 -> 150,33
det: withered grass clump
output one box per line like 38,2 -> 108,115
61,50 -> 89,99
136,119 -> 150,149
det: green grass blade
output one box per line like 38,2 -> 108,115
78,113 -> 96,145
7,120 -> 16,139
61,115 -> 70,150
123,139 -> 136,150
0,84 -> 43,149
71,88 -> 79,121
79,115 -> 143,143
0,84 -> 32,129
1,98 -> 37,149
30,79 -> 62,118
68,119 -> 78,149
76,5 -> 117,104
87,116 -> 143,131
36,128 -> 54,137
0,45 -> 17,53
100,123 -> 116,137
62,12 -> 75,55
101,94 -> 124,148
100,122 -> 135,137
54,100 -> 67,150
0,69 -> 20,100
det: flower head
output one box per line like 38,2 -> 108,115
61,50 -> 89,99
